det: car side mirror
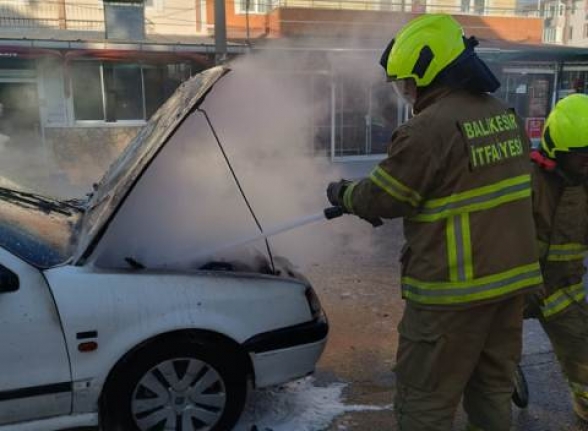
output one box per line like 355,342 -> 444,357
0,265 -> 19,293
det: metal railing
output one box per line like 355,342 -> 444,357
274,0 -> 540,17
0,0 -> 104,31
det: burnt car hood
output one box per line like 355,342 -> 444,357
71,66 -> 230,265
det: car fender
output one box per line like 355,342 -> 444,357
44,265 -> 312,413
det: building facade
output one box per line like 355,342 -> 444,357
0,0 -> 246,194
0,0 -> 585,192
541,0 -> 588,47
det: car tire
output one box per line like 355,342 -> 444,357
101,338 -> 248,431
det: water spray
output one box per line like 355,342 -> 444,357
165,206 -> 347,268
197,106 -> 360,273
186,108 -> 381,271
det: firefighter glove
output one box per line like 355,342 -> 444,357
362,215 -> 384,227
327,179 -> 352,211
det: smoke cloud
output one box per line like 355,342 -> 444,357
92,48 -> 390,272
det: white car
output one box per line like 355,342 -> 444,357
0,66 -> 328,431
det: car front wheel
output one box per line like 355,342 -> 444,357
101,339 -> 248,431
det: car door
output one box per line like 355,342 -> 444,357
0,247 -> 71,425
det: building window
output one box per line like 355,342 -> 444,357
461,0 -> 470,12
314,74 -> 402,158
71,62 -> 104,121
559,70 -> 588,96
143,64 -> 191,117
103,64 -> 143,121
497,72 -> 553,120
144,0 -> 164,10
584,23 -> 588,37
569,26 -> 574,39
473,0 -> 485,14
548,28 -> 556,41
71,61 -> 192,123
235,0 -> 276,14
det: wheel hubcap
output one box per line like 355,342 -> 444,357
131,357 -> 227,431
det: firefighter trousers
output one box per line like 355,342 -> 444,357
536,300 -> 588,415
394,295 -> 524,431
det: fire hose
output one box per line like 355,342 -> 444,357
324,206 -> 383,227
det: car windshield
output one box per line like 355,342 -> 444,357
0,186 -> 82,268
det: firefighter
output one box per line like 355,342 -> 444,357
326,14 -> 541,430
528,93 -> 588,422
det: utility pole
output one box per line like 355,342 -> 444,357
246,0 -> 250,44
58,0 -> 67,29
214,0 -> 227,64
195,0 -> 202,33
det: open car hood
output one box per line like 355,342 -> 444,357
71,66 -> 230,264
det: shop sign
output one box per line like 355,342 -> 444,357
525,117 -> 545,140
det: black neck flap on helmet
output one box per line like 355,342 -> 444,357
432,36 -> 500,93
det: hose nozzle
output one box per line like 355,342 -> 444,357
324,206 -> 344,220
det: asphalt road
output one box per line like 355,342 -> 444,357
309,220 -> 588,431
317,320 -> 588,431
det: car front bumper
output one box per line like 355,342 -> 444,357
243,314 -> 328,388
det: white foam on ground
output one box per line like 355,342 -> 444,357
234,377 -> 392,431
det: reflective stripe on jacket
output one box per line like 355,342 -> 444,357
345,88 -> 541,308
532,165 -> 588,319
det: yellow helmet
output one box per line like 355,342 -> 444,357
380,14 -> 466,87
541,94 -> 588,158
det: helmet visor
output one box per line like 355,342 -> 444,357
391,78 -> 417,106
